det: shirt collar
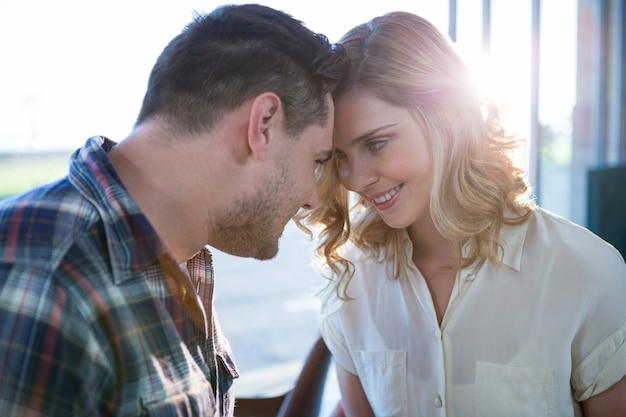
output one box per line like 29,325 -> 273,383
400,214 -> 529,272
498,217 -> 529,272
69,136 -> 169,283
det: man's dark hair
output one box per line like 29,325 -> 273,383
135,4 -> 348,136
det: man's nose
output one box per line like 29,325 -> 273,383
301,185 -> 319,210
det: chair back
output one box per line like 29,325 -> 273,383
234,335 -> 332,417
277,336 -> 332,417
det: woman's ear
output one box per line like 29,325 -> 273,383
247,92 -> 282,161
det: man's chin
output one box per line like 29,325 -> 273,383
213,224 -> 284,259
252,241 -> 280,261
251,228 -> 284,260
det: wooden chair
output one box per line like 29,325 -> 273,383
234,336 -> 332,417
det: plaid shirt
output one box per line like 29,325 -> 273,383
0,136 -> 239,416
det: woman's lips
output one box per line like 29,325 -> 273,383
371,184 -> 402,210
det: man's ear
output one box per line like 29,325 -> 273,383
247,92 -> 282,161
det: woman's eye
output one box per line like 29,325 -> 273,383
366,139 -> 387,152
334,150 -> 347,161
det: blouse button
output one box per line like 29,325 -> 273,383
434,328 -> 442,338
434,396 -> 443,408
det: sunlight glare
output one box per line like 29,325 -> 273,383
461,46 -> 531,172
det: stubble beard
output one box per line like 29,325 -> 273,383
216,196 -> 279,260
215,160 -> 296,260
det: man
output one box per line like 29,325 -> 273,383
0,4 -> 348,416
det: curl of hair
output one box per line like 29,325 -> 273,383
295,155 -> 354,299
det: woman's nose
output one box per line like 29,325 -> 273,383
339,157 -> 377,192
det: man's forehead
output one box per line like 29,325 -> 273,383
318,117 -> 334,152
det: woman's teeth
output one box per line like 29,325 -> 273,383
373,185 -> 401,204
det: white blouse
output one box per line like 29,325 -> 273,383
319,207 -> 626,417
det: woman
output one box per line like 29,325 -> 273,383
299,11 -> 626,417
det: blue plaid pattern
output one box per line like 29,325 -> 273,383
0,136 -> 238,416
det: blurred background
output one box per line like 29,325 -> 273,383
1,0 -> 625,414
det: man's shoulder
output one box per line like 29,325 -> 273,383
0,179 -> 104,272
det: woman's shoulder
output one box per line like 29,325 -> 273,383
531,208 -> 620,250
525,207 -> 625,274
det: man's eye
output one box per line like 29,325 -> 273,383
315,152 -> 333,166
314,154 -> 333,180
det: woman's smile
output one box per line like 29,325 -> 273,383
369,184 -> 403,210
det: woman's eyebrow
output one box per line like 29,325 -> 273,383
349,123 -> 397,146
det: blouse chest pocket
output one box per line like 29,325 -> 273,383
475,361 -> 555,417
355,350 -> 408,417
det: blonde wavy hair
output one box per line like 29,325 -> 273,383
296,11 -> 535,300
